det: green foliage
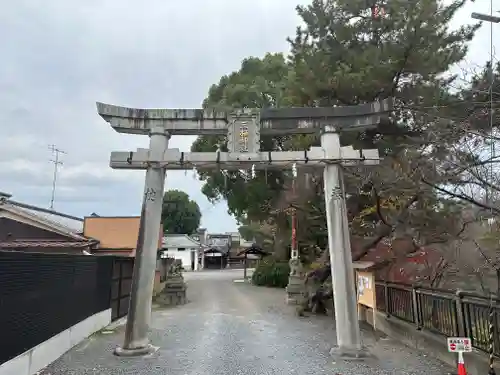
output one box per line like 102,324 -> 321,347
202,53 -> 293,109
285,0 -> 479,238
161,189 -> 201,235
454,61 -> 500,131
251,258 -> 291,288
193,0 -> 482,255
289,0 -> 477,107
192,53 -> 292,223
238,224 -> 256,241
288,0 -> 478,155
238,222 -> 270,244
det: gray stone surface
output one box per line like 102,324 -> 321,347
41,269 -> 454,375
286,258 -> 306,305
155,273 -> 187,307
285,275 -> 305,305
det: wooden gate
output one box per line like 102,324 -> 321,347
110,257 -> 134,321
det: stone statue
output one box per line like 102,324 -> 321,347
171,259 -> 182,276
156,258 -> 186,307
286,257 -> 305,305
296,263 -> 334,316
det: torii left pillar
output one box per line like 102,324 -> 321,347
114,127 -> 169,356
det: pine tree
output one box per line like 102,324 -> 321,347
193,0 -> 481,261
287,0 -> 479,242
288,0 -> 478,107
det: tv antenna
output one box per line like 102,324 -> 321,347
48,145 -> 66,210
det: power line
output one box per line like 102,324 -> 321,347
48,144 -> 67,210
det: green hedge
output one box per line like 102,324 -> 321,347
252,258 -> 290,288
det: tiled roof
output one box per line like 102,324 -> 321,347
236,245 -> 267,257
7,200 -> 84,232
206,234 -> 231,253
19,207 -> 83,233
0,199 -> 86,239
162,234 -> 201,249
204,247 -> 230,255
0,239 -> 97,249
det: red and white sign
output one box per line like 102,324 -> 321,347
447,337 -> 472,353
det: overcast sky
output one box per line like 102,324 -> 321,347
0,0 -> 497,233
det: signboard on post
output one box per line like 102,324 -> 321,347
447,337 -> 472,353
447,337 -> 471,375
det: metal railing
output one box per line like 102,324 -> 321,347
375,281 -> 500,356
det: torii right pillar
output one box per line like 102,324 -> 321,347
321,125 -> 367,359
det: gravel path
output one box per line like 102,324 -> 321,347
42,269 -> 454,375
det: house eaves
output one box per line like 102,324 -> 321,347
7,199 -> 84,232
0,201 -> 87,240
0,239 -> 98,249
162,234 -> 201,249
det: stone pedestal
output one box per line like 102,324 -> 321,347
155,273 -> 187,307
286,258 -> 305,305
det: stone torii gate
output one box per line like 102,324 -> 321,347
96,99 -> 393,359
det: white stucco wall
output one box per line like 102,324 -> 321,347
0,309 -> 111,375
163,248 -> 197,270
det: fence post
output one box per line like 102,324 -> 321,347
384,282 -> 390,317
455,289 -> 466,337
117,260 -> 123,320
107,258 -> 114,310
412,286 -> 421,330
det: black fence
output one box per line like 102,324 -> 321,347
0,251 -> 133,365
375,281 -> 500,357
110,257 -> 134,321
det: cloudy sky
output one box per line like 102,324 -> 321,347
0,0 -> 497,233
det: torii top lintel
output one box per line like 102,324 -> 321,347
96,98 -> 393,136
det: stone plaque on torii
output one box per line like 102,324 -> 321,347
96,98 -> 393,359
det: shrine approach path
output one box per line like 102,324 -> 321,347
42,269 -> 454,375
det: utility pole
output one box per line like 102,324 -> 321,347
471,8 -> 499,212
48,145 -> 66,210
471,8 -> 498,375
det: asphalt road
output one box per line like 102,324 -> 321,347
42,269 -> 453,375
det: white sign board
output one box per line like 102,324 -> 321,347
357,275 -> 370,297
447,337 -> 472,353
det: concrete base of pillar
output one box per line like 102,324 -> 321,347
329,345 -> 373,361
114,344 -> 156,357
